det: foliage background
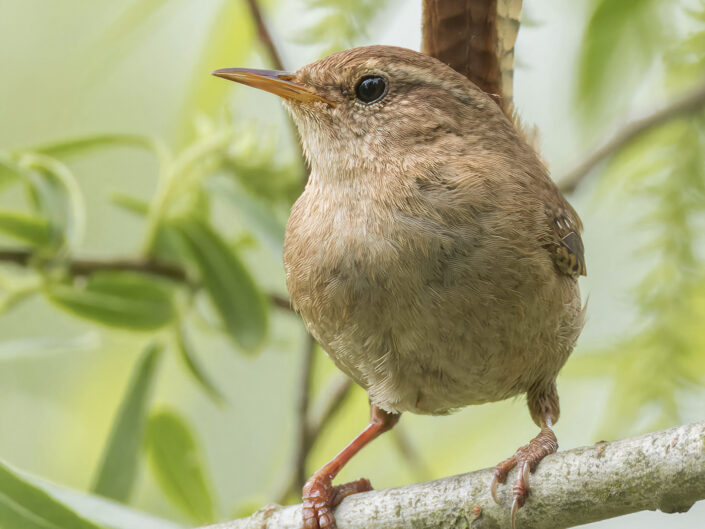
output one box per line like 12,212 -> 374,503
0,0 -> 704,527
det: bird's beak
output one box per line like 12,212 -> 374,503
211,68 -> 335,106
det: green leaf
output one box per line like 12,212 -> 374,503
0,459 -> 102,529
47,272 -> 177,331
140,129 -> 230,254
0,210 -> 52,246
92,343 -> 163,502
209,178 -> 285,257
144,410 -> 215,524
577,0 -> 668,123
180,0 -> 254,136
174,325 -> 225,405
19,153 -> 86,251
0,156 -> 22,192
296,0 -> 394,55
32,134 -> 165,160
173,219 -> 268,351
100,0 -> 175,50
12,464 -> 184,529
110,192 -> 149,216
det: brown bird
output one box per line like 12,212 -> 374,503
214,43 -> 585,529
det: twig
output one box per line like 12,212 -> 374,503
0,249 -> 188,282
270,294 -> 292,311
306,375 -> 354,443
273,374 -> 355,504
207,421 -> 705,529
243,0 -> 285,72
0,247 -> 294,311
294,334 -> 317,489
557,80 -> 705,193
390,426 -> 431,483
242,0 -> 309,186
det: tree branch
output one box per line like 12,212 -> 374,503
244,0 -> 285,72
206,421 -> 705,529
273,374 -> 355,504
293,334 -> 316,490
390,426 -> 432,483
0,247 -> 293,311
305,375 -> 354,445
557,80 -> 705,194
242,0 -> 309,186
0,249 -> 189,282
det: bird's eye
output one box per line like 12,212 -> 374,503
355,76 -> 387,104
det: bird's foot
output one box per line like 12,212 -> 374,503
490,426 -> 558,528
302,476 -> 372,529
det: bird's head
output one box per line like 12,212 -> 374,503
213,45 -> 516,179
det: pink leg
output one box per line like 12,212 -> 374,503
302,405 -> 400,529
490,384 -> 560,528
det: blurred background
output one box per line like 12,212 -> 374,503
0,0 -> 704,528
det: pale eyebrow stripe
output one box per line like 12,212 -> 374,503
385,63 -> 474,105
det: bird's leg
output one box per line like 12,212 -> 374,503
302,405 -> 400,529
490,384 -> 560,528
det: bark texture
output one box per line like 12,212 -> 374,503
205,421 -> 705,529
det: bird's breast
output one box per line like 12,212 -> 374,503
283,177 -> 582,415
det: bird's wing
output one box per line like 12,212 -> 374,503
545,198 -> 586,278
421,0 -> 522,117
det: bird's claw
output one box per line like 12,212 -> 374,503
490,476 -> 500,504
302,476 -> 373,529
511,496 -> 521,529
510,462 -> 531,528
490,455 -> 517,504
302,476 -> 335,529
490,426 -> 558,529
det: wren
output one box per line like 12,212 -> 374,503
214,45 -> 586,529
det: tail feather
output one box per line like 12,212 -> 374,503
421,0 -> 523,118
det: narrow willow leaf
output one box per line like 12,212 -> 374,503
19,153 -> 87,251
0,210 -> 52,246
151,224 -> 191,266
22,167 -> 68,246
140,129 -> 230,255
0,156 -> 22,192
209,178 -> 285,257
173,219 -> 268,351
0,459 -> 102,529
577,0 -> 668,122
110,192 -> 149,216
180,0 -> 254,135
144,410 -> 215,524
100,0 -> 175,50
34,134 -> 162,160
13,465 -> 184,529
84,0 -> 181,95
92,343 -> 163,502
47,272 -> 177,331
174,325 -> 225,405
297,0 -> 393,55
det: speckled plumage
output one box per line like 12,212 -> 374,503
283,46 -> 585,420
213,43 -> 588,529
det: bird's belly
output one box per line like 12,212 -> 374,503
284,194 -> 581,415
315,293 -> 540,415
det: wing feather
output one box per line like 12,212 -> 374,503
545,201 -> 586,278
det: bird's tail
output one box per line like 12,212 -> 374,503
421,0 -> 523,118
